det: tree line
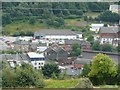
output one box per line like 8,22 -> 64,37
2,2 -> 110,26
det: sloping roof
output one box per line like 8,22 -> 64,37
90,24 -> 104,29
13,40 -> 30,45
47,43 -> 66,52
34,29 -> 77,35
65,40 -> 91,45
74,58 -> 91,64
27,52 -> 44,58
99,27 -> 119,34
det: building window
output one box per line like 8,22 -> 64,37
39,63 -> 41,65
39,66 -> 41,69
35,67 -> 36,69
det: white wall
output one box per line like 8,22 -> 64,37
31,61 -> 45,69
45,35 -> 77,40
100,37 -> 119,46
100,38 -> 113,44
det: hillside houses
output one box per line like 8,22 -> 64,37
44,44 -> 68,61
64,40 -> 91,50
99,26 -> 119,47
27,52 -> 45,69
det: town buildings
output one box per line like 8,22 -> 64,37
34,29 -> 83,41
44,44 -> 68,61
27,52 -> 45,69
90,24 -> 104,33
99,26 -> 119,47
109,5 -> 120,14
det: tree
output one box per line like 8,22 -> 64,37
2,62 -> 45,88
2,62 -> 16,88
92,41 -> 101,51
116,63 -> 120,85
88,53 -> 117,85
29,18 -> 36,25
101,44 -> 113,52
81,64 -> 90,77
42,64 -> 60,78
97,11 -> 120,22
71,43 -> 81,57
87,35 -> 94,45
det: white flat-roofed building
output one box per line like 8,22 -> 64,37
109,5 -> 120,14
17,36 -> 33,41
27,52 -> 45,69
7,60 -> 21,68
90,24 -> 104,33
37,46 -> 47,52
34,29 -> 83,40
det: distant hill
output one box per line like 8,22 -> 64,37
2,2 -> 110,26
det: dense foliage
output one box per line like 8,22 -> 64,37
42,64 -> 60,79
88,53 -> 117,85
92,41 -> 101,51
2,62 -> 45,88
96,11 -> 120,22
81,64 -> 90,77
70,43 -> 81,56
2,2 -> 109,26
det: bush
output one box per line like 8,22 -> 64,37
35,79 -> 45,88
75,78 -> 93,88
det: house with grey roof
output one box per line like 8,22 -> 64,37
44,44 -> 68,61
34,29 -> 83,40
109,5 -> 120,14
65,40 -> 91,50
99,26 -> 119,46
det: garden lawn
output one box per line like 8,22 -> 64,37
44,79 -> 81,88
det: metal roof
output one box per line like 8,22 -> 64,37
34,29 -> 77,35
27,52 -> 44,58
65,40 -> 91,45
99,27 -> 119,34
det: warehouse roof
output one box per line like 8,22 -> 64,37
27,52 -> 44,58
34,29 -> 78,35
99,27 -> 119,33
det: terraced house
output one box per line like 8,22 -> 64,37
99,26 -> 119,47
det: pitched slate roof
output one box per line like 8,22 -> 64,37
65,40 -> 91,45
74,58 -> 91,64
34,29 -> 77,35
99,27 -> 119,34
13,40 -> 30,45
45,44 -> 66,53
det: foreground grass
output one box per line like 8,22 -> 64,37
44,78 -> 119,88
95,85 -> 119,88
44,79 -> 81,88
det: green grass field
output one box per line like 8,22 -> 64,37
44,79 -> 81,88
3,21 -> 48,35
85,12 -> 101,18
95,85 -> 119,88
